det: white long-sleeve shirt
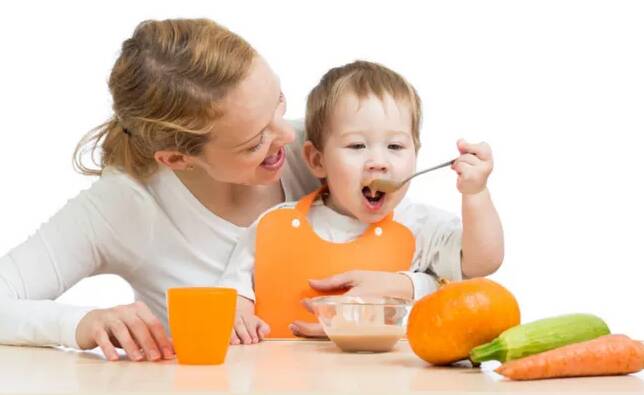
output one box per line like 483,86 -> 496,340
0,121 -> 320,349
219,198 -> 463,302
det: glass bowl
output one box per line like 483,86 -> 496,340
310,295 -> 411,353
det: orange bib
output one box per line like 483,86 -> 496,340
254,188 -> 415,338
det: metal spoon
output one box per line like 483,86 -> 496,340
366,159 -> 456,193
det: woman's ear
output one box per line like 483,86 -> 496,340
302,141 -> 327,178
154,150 -> 194,171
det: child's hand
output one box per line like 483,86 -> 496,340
451,139 -> 494,195
230,295 -> 270,345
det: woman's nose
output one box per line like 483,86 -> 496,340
271,120 -> 295,145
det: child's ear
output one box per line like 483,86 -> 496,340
302,141 -> 327,178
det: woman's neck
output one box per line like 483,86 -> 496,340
174,169 -> 284,227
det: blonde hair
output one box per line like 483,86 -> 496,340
305,60 -> 422,151
74,18 -> 256,180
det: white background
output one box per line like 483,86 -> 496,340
1,1 -> 642,336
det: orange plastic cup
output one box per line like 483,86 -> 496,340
167,287 -> 237,365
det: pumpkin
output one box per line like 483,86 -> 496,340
407,277 -> 520,365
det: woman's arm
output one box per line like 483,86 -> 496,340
0,171 -> 173,361
0,190 -> 106,348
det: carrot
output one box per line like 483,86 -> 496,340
495,334 -> 644,380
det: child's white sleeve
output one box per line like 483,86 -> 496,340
219,202 -> 298,301
396,201 -> 463,300
218,224 -> 258,301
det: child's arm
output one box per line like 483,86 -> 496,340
231,295 -> 270,345
452,139 -> 504,278
219,224 -> 270,344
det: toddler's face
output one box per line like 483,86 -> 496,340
312,93 -> 417,223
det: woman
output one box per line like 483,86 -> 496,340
0,18 -> 414,362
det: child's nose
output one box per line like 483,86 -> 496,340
365,160 -> 389,173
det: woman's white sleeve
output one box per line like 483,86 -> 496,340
0,174 -> 152,348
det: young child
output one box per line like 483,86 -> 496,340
219,60 -> 503,344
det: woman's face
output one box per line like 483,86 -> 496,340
191,56 -> 294,186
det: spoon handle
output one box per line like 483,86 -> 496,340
401,159 -> 455,185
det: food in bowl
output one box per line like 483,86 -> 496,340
310,295 -> 411,352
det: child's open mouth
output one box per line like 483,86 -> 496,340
361,186 -> 386,211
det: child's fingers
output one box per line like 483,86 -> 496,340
456,138 -> 467,155
458,140 -> 492,160
242,316 -> 259,344
452,160 -> 473,175
458,163 -> 476,181
455,153 -> 481,167
234,318 -> 253,345
301,298 -> 314,313
230,330 -> 241,345
257,318 -> 271,340
289,321 -> 327,338
309,272 -> 355,292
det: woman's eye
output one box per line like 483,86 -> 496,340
347,143 -> 366,149
247,134 -> 265,153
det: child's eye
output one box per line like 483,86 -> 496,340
388,144 -> 405,150
346,143 -> 366,149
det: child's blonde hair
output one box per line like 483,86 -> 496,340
74,18 -> 256,180
305,60 -> 422,151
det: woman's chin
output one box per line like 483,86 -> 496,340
252,167 -> 285,185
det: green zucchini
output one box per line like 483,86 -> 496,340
469,313 -> 610,363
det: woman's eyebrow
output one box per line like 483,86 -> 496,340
233,129 -> 264,148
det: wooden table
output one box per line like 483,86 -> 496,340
1,340 -> 642,394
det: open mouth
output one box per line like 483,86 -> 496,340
260,147 -> 286,171
361,186 -> 386,211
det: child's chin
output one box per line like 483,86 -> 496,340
356,211 -> 390,224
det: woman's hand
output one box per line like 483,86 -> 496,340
230,295 -> 270,345
75,301 -> 175,362
290,271 -> 414,338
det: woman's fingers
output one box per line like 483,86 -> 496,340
94,328 -> 120,361
121,313 -> 162,361
134,302 -> 175,359
76,302 -> 173,362
108,320 -> 144,361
